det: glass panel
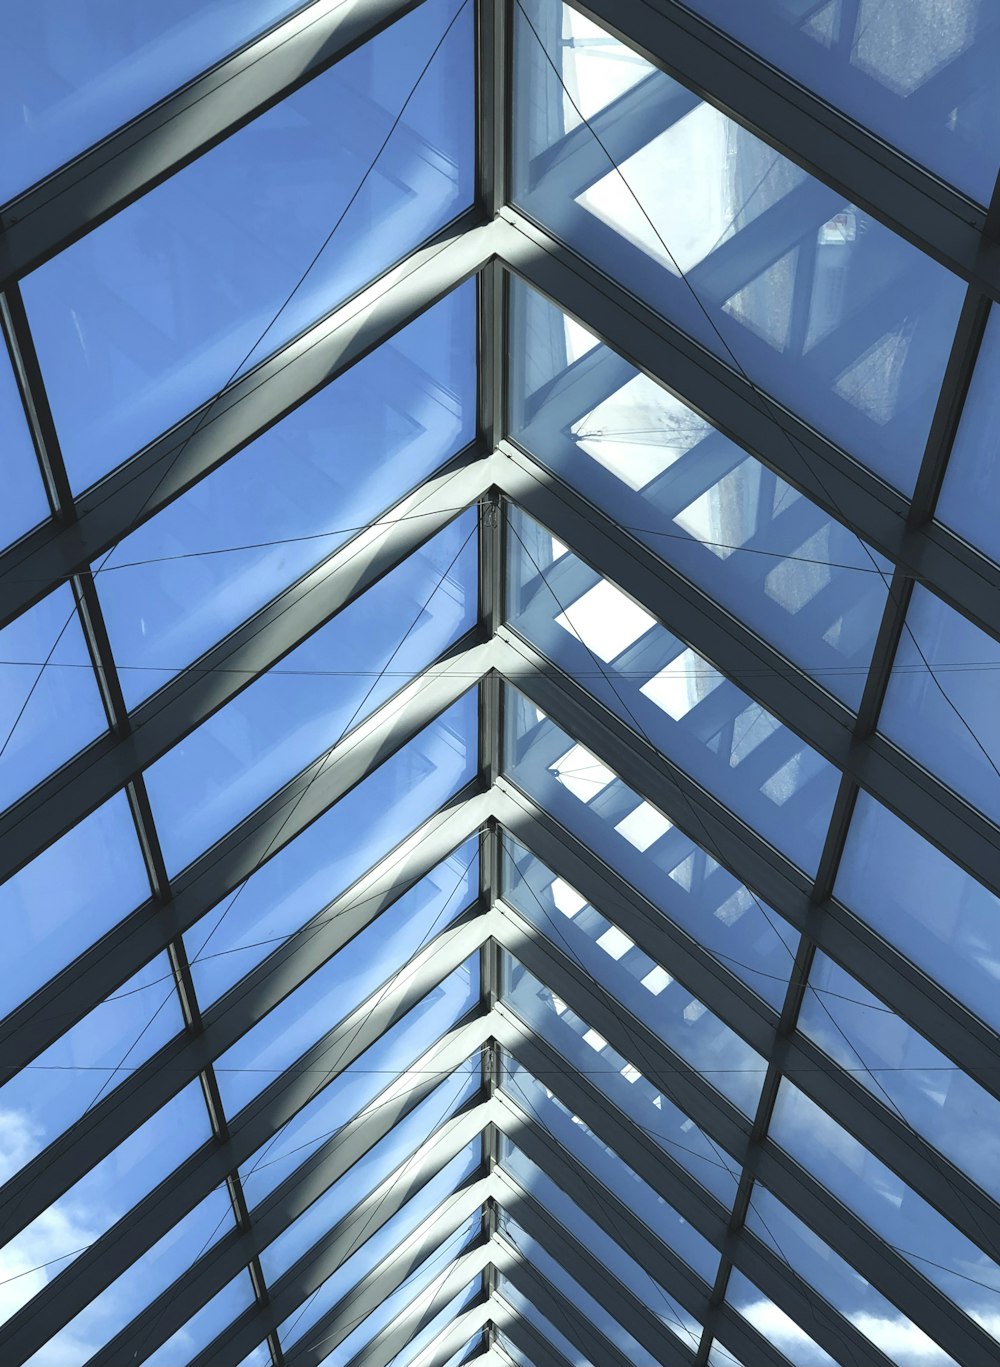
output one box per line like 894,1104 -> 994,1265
0,342 -> 49,552
499,1214 -> 692,1364
279,1182 -> 480,1353
499,1052 -> 720,1285
501,952 -> 741,1205
798,951 -> 1000,1203
509,280 -> 892,710
745,1184 -> 959,1367
725,1268 -> 838,1367
0,951 -> 183,1184
96,283 -> 476,707
214,851 -> 478,1117
392,1281 -> 480,1367
506,510 -> 839,871
878,586 -> 1000,822
318,1271 -> 478,1367
236,1347 -> 272,1367
259,1062 -> 481,1282
512,1 -> 965,494
0,1082 -> 211,1327
497,1285 -> 594,1367
147,510 -> 478,870
500,836 -> 766,1117
0,586 -> 108,813
501,1141 -> 705,1353
502,687 -> 799,1004
0,790 -> 149,1017
835,791 -> 1000,1032
239,959 -> 480,1206
936,307 -> 1000,562
151,1270 -> 257,1367
708,1342 -> 746,1367
23,0 -> 474,489
22,1186 -> 238,1367
678,0 -> 1000,204
771,1080 -> 1000,1338
0,0 -> 309,202
182,693 -> 478,1005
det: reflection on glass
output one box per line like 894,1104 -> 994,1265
0,0 -> 307,202
513,1 -> 964,493
214,849 -> 479,1117
0,791 -> 149,1017
23,1189 -> 240,1367
501,835 -> 765,1117
506,509 -> 838,870
679,0 -> 1000,204
836,791 -> 1000,1033
0,951 -> 183,1185
878,585 -> 1000,823
0,585 -> 108,813
146,511 -> 478,871
771,1080 -> 1000,1338
0,1083 -> 211,1330
95,284 -> 476,705
239,959 -> 480,1206
259,1062 -> 480,1282
181,693 -> 478,1005
23,0 -> 474,488
726,1268 -> 837,1367
798,951 -> 1000,1202
509,280 -> 892,709
276,1145 -> 480,1353
745,1184 -> 958,1366
936,308 -> 1000,563
500,1052 -> 719,1285
502,686 -> 798,1004
0,342 -> 49,552
501,952 -> 741,1205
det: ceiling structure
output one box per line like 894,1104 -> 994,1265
1,2 -> 1000,1366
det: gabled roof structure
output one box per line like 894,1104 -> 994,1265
2,2 -> 1000,1366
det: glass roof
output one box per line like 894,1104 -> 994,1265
1,2 -> 999,1367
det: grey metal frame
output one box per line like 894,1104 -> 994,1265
3,0 -> 1000,1365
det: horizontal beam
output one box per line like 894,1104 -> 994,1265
569,0 -> 998,295
0,0 -> 424,284
0,915 -> 496,1364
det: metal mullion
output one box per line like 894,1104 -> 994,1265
0,658 -> 495,1085
493,1171 -> 697,1366
0,917 -> 497,1367
0,450 -> 500,877
0,217 -> 498,631
492,1266 -> 637,1367
494,217 -> 1000,644
562,0 -> 996,293
286,1228 -> 492,1367
0,0 -> 428,284
492,793 -> 779,1052
492,1090 -> 719,1322
491,908 -> 752,1159
0,284 -> 72,520
98,1101 -> 493,1367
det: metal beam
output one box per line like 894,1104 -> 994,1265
0,0 -> 426,284
0,915 -> 497,1364
0,452 -> 498,877
0,216 -> 498,630
406,1300 -> 494,1367
492,1267 -> 638,1367
493,213 -> 1000,645
565,0 -> 998,295
288,1232 -> 492,1367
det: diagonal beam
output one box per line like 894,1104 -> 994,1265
492,1265 -> 637,1367
0,0 -> 427,284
